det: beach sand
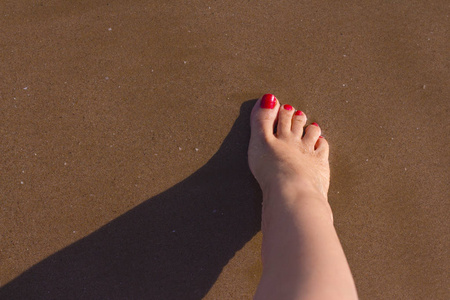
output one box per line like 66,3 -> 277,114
1,0 -> 448,299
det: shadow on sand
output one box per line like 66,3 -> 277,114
0,100 -> 262,299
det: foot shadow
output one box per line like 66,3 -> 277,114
0,100 -> 262,300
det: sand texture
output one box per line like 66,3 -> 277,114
1,1 -> 449,299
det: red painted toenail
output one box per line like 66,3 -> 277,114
294,110 -> 303,116
284,104 -> 293,111
319,136 -> 324,138
260,94 -> 277,109
312,122 -> 319,127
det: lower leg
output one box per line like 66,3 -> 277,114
256,186 -> 356,300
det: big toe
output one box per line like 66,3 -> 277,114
250,94 -> 280,140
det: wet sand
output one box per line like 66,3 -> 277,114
1,1 -> 449,299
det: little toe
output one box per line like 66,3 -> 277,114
302,122 -> 321,150
277,104 -> 295,138
291,110 -> 307,138
315,136 -> 329,158
250,94 -> 280,140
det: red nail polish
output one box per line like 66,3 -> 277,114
284,104 -> 293,111
319,136 -> 324,138
312,122 -> 319,127
294,110 -> 303,116
260,94 -> 277,109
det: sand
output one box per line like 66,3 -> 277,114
0,0 -> 449,299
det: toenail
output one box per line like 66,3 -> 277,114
284,104 -> 293,111
312,122 -> 319,127
260,94 -> 277,109
319,136 -> 324,138
294,110 -> 303,116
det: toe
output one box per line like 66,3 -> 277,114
250,94 -> 280,140
291,110 -> 307,138
302,122 -> 321,150
315,136 -> 329,157
277,104 -> 295,137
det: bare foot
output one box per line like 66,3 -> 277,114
249,94 -> 357,300
249,94 -> 332,227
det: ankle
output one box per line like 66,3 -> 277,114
263,178 -> 329,208
261,183 -> 334,231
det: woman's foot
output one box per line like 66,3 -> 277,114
248,93 -> 331,220
248,94 -> 333,238
249,94 -> 357,300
